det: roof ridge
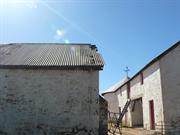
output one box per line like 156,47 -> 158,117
102,40 -> 180,95
1,43 -> 93,46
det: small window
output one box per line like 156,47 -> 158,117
127,82 -> 130,98
140,72 -> 144,85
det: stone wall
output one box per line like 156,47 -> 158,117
0,69 -> 99,135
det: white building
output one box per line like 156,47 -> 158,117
102,41 -> 180,134
0,43 -> 105,135
102,77 -> 129,114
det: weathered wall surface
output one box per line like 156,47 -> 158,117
99,96 -> 108,135
0,69 -> 99,135
160,44 -> 180,134
103,93 -> 119,113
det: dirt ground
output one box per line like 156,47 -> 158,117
108,127 -> 156,135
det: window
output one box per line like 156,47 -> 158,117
127,82 -> 130,98
140,72 -> 144,85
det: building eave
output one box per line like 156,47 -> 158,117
0,65 -> 104,70
125,40 -> 180,86
102,40 -> 180,95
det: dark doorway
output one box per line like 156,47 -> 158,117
131,98 -> 143,127
149,100 -> 155,129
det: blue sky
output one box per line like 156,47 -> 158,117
0,0 -> 180,93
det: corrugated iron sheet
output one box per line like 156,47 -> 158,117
0,44 -> 104,69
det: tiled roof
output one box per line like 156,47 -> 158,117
0,43 -> 104,70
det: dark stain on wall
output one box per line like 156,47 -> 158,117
0,123 -> 93,135
0,130 -> 8,135
99,96 -> 108,135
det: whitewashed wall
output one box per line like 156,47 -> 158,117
116,61 -> 164,129
141,61 -> 164,129
0,69 -> 99,135
116,85 -> 129,126
159,44 -> 180,134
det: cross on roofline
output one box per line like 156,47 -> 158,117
124,66 -> 130,78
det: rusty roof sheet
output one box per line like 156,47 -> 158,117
0,43 -> 104,70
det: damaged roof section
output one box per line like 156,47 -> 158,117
0,43 -> 104,70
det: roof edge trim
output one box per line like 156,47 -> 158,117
0,65 -> 104,70
102,40 -> 180,96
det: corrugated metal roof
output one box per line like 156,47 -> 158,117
0,43 -> 104,70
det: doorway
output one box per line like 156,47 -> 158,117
131,98 -> 143,127
149,100 -> 155,130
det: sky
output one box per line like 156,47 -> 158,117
0,0 -> 180,93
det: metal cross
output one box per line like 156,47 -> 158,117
124,66 -> 130,78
